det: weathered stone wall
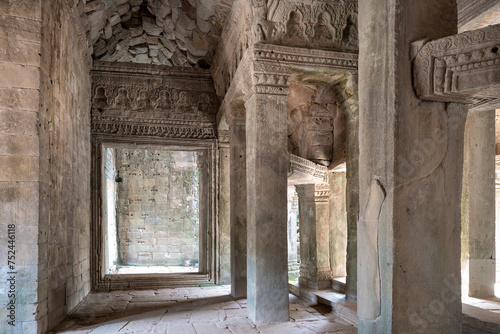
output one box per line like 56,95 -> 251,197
458,0 -> 500,32
0,1 -> 43,332
115,149 -> 200,266
0,0 -> 91,333
39,0 -> 92,331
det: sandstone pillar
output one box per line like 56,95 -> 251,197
297,184 -> 333,289
287,186 -> 299,281
198,154 -> 208,273
246,91 -> 289,323
359,0 -> 466,332
0,1 -> 42,332
218,130 -> 231,284
229,114 -> 247,298
464,110 -> 496,297
329,172 -> 347,279
344,75 -> 359,300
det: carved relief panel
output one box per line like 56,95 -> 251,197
287,84 -> 336,166
91,61 -> 219,140
253,0 -> 358,52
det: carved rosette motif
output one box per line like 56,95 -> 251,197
413,24 -> 500,110
91,62 -> 219,140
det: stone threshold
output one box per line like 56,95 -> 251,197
462,297 -> 500,333
288,282 -> 358,327
289,283 -> 500,333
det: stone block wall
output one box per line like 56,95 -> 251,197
39,0 -> 92,331
0,0 -> 91,332
0,1 -> 43,332
115,149 -> 200,267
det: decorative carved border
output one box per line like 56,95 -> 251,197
413,24 -> 500,109
91,61 -> 219,140
288,154 -> 328,185
254,43 -> 358,70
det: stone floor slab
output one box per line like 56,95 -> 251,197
51,286 -> 357,334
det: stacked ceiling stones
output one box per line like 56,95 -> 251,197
75,0 -> 234,67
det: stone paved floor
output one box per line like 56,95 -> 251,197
51,286 -> 357,334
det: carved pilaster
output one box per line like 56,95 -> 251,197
413,24 -> 500,111
251,59 -> 291,97
296,183 -> 332,290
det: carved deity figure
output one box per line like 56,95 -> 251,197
177,91 -> 190,111
156,90 -> 171,110
197,93 -> 212,112
115,88 -> 131,109
286,10 -> 305,38
136,90 -> 151,110
314,12 -> 336,43
93,87 -> 108,109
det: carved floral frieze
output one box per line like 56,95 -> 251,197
413,23 -> 500,110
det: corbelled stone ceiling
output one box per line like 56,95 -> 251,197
75,0 -> 234,68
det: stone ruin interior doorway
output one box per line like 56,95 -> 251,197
103,146 -> 201,275
92,138 -> 217,290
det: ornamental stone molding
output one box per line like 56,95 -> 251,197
212,0 -> 358,100
91,61 -> 219,140
288,154 -> 328,185
413,23 -> 500,111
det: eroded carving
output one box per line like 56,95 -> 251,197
413,23 -> 500,109
288,154 -> 328,185
91,61 -> 219,140
251,0 -> 358,52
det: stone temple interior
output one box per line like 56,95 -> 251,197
3,0 -> 500,333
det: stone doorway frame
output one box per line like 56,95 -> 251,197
91,135 -> 218,291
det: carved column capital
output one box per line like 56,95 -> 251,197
250,60 -> 291,97
295,183 -> 330,203
413,24 -> 500,111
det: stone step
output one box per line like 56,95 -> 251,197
463,304 -> 500,334
288,282 -> 358,327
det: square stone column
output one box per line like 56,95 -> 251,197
463,110 -> 496,298
217,130 -> 231,285
287,186 -> 299,281
297,184 -> 333,290
359,0 -> 466,332
245,90 -> 289,324
228,114 -> 247,298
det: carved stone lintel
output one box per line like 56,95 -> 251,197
254,43 -> 358,71
413,24 -> 500,109
91,62 -> 219,140
288,154 -> 328,185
